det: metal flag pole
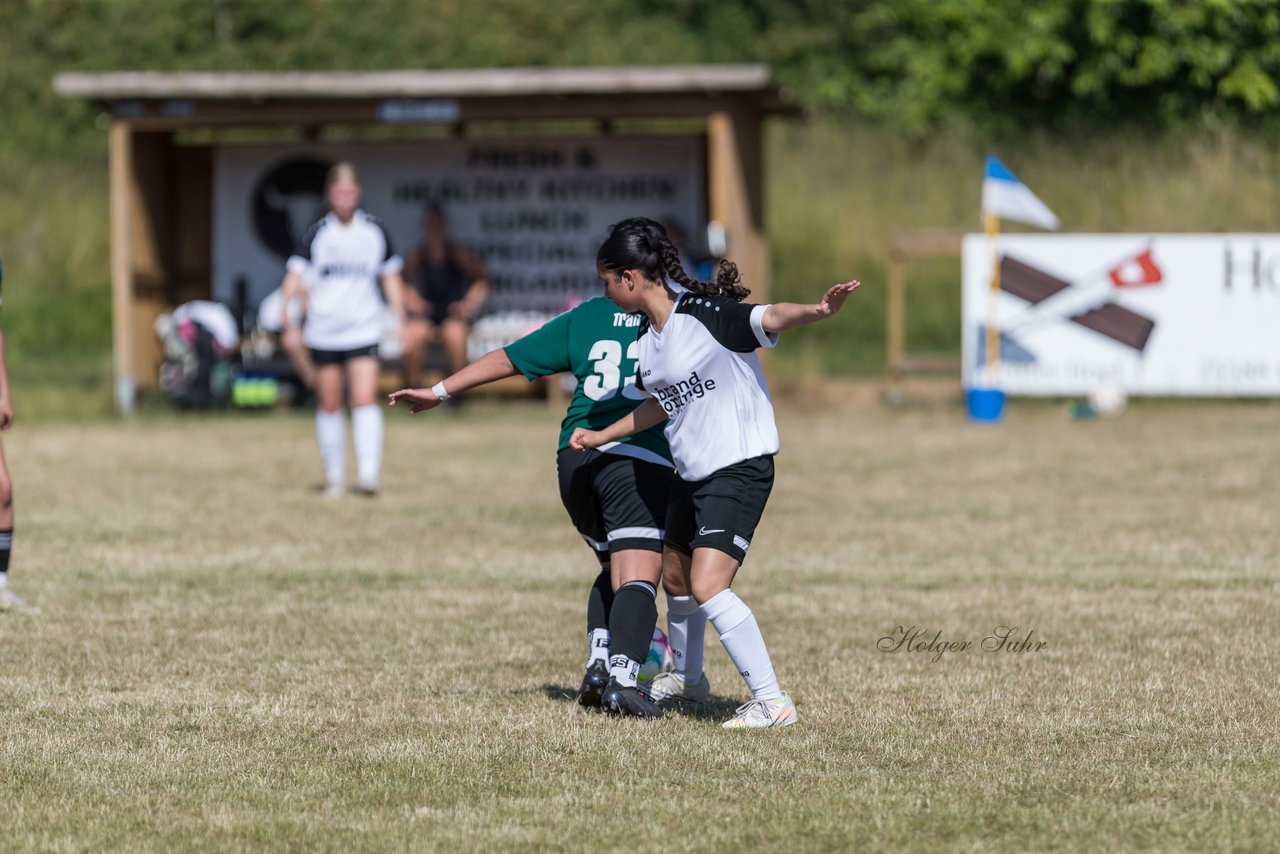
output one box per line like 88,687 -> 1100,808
984,210 -> 1001,385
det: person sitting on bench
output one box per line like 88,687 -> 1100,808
400,204 -> 488,388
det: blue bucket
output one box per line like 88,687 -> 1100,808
966,387 -> 1006,424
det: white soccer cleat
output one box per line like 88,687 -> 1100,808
0,588 -> 38,614
352,479 -> 379,497
647,671 -> 711,704
323,482 -> 346,500
721,693 -> 797,729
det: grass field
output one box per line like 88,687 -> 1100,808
2,392 -> 1278,850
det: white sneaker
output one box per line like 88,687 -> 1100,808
647,671 -> 711,704
352,479 -> 379,497
323,482 -> 345,500
721,693 -> 797,729
0,588 -> 38,614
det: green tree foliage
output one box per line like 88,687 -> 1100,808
832,0 -> 1280,131
4,0 -> 1280,163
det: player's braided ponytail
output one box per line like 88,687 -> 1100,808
597,217 -> 749,302
654,238 -> 748,302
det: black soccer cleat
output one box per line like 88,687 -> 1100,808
577,660 -> 610,708
601,679 -> 665,718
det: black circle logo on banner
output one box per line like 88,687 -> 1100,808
252,157 -> 333,259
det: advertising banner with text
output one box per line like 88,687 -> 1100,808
213,137 -> 705,315
962,234 -> 1280,396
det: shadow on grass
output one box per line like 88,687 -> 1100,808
658,693 -> 743,721
540,684 -> 580,703
540,682 -> 744,722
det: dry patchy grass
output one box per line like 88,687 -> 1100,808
1,394 -> 1278,851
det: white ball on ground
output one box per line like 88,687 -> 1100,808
1089,384 -> 1128,417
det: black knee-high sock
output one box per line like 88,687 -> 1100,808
0,527 -> 11,584
585,567 -> 614,665
608,580 -> 658,688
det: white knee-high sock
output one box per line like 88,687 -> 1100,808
315,410 -> 346,486
351,404 -> 384,486
666,593 -> 706,682
587,629 -> 611,667
701,589 -> 783,701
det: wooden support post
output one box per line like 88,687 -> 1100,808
109,120 -> 135,415
707,106 -> 768,302
130,132 -> 175,389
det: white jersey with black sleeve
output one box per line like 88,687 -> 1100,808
635,292 -> 780,481
286,210 -> 403,351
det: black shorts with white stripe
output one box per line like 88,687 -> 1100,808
556,447 -> 673,561
663,454 -> 775,564
308,344 -> 380,366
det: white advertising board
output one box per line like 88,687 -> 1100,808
962,234 -> 1280,396
213,137 -> 705,315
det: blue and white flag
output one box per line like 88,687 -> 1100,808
982,155 -> 1060,230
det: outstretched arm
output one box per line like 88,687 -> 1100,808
761,280 -> 861,333
569,398 -> 667,451
388,348 -> 518,413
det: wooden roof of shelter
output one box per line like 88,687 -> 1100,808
53,64 -> 796,127
55,64 -> 781,99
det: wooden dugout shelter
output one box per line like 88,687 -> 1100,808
53,64 -> 794,414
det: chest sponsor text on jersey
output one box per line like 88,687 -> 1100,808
319,262 -> 376,279
653,369 -> 718,414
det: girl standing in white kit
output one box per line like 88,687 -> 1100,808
280,163 -> 406,497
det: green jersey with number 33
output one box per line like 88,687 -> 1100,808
504,297 -> 671,463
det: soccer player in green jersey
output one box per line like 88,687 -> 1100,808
389,296 -> 673,717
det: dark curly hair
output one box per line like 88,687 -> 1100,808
596,217 -> 749,302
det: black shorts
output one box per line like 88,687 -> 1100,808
556,448 -> 673,562
409,292 -> 473,328
664,455 -> 775,564
308,344 -> 380,366
407,308 -> 474,329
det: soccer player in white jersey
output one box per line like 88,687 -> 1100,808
280,163 -> 406,498
571,218 -> 859,728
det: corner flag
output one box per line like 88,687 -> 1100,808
982,155 -> 1060,231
